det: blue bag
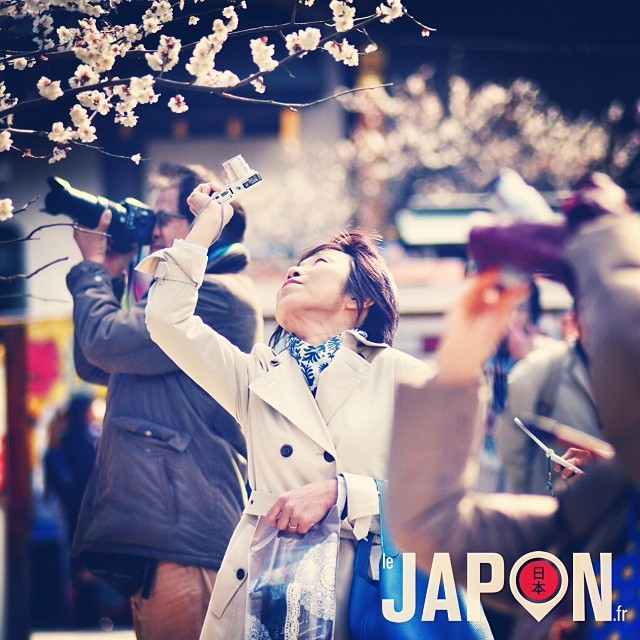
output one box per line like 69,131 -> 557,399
348,480 -> 494,639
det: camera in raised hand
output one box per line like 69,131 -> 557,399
193,155 -> 262,216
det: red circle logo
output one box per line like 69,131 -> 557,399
515,558 -> 562,603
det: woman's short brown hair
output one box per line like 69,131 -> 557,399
270,229 -> 399,347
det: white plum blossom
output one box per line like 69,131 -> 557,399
251,76 -> 266,94
128,75 -> 159,104
0,130 -> 12,152
0,198 -> 14,221
48,122 -> 74,143
123,24 -> 142,43
186,32 -> 228,81
142,15 -> 161,35
48,146 -> 69,164
77,122 -> 97,143
10,58 -> 29,70
69,64 -> 100,89
73,18 -> 118,73
70,104 -> 90,127
145,35 -> 181,72
324,39 -> 359,66
57,25 -> 78,48
330,1 -> 356,32
37,76 -> 64,100
0,83 -> 18,110
250,37 -> 278,72
285,27 -> 321,56
115,110 -> 138,127
0,0 -> 414,166
195,69 -> 239,88
131,153 -> 142,164
222,6 -> 239,32
141,0 -> 173,34
168,94 -> 189,113
377,0 -> 404,23
77,90 -> 111,115
153,0 -> 173,23
299,27 -> 322,51
33,14 -> 54,37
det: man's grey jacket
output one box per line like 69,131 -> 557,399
66,247 -> 262,569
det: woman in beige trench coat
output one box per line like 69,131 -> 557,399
137,180 -> 431,639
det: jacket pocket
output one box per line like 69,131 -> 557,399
120,418 -> 192,452
209,517 -> 256,618
93,417 -> 193,533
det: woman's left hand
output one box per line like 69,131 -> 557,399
266,479 -> 338,534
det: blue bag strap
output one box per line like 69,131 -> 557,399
374,478 -> 400,559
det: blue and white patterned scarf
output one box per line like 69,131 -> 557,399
286,330 -> 366,396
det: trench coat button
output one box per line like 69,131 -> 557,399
323,451 -> 335,463
280,444 -> 293,458
236,568 -> 245,580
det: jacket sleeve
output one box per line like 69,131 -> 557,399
138,244 -> 261,422
66,261 -> 182,375
388,372 -> 558,590
72,334 -> 110,386
566,214 -> 640,485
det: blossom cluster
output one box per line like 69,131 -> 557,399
0,198 -> 13,222
341,70 -> 640,199
0,0 -> 410,165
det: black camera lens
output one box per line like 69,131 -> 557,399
44,176 -> 126,227
43,176 -> 155,253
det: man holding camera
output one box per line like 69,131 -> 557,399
65,163 -> 263,640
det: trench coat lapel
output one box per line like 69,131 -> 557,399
249,353 -> 337,455
314,346 -> 371,424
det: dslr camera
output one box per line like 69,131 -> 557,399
43,155 -> 262,253
44,176 -> 155,254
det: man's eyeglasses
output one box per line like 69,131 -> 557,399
154,210 -> 191,227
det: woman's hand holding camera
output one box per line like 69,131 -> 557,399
185,181 -> 234,248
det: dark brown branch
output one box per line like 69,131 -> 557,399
0,10 -> 388,118
0,223 -> 108,245
0,292 -> 71,304
403,9 -> 436,34
0,257 -> 69,281
221,82 -> 393,109
7,195 -> 39,216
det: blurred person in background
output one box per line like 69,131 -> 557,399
45,392 -> 102,543
389,172 -> 640,639
44,391 -> 107,628
477,278 -> 556,494
496,307 -> 601,495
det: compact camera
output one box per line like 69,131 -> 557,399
43,155 -> 262,253
43,176 -> 155,253
201,154 -> 262,211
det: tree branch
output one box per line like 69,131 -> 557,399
0,10 -> 387,119
0,223 -> 108,245
221,82 -> 393,109
0,257 -> 69,281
